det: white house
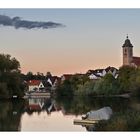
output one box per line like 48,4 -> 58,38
27,80 -> 45,92
89,73 -> 101,80
88,66 -> 118,80
105,66 -> 118,77
94,69 -> 106,77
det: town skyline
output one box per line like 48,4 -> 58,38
1,9 -> 140,76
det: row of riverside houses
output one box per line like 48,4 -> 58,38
26,66 -> 118,93
87,66 -> 119,80
26,76 -> 61,93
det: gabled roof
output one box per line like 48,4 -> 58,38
132,57 -> 140,66
94,69 -> 104,73
86,70 -> 95,75
42,80 -> 52,87
87,67 -> 118,77
105,66 -> 118,73
51,76 -> 60,84
27,80 -> 42,86
45,76 -> 61,85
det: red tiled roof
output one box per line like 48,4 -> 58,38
27,80 -> 41,86
132,57 -> 140,66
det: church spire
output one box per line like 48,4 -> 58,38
122,35 -> 133,66
122,34 -> 133,48
126,34 -> 128,39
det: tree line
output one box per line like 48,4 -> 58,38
56,66 -> 140,96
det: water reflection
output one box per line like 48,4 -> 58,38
0,99 -> 25,131
25,98 -> 61,115
0,96 -> 140,131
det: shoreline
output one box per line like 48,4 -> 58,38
0,93 -> 132,100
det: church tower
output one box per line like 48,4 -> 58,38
122,35 -> 133,66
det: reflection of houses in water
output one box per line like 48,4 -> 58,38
25,98 -> 61,114
47,100 -> 61,114
61,106 -> 67,115
28,98 -> 45,111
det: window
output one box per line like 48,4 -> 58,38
124,49 -> 127,55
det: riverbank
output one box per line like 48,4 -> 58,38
88,93 -> 131,98
23,92 -> 51,99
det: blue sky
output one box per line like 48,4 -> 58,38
0,9 -> 140,75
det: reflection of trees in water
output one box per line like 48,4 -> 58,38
0,96 -> 140,131
55,96 -> 130,115
55,96 -> 140,131
0,99 -> 25,131
24,96 -> 131,117
129,97 -> 140,111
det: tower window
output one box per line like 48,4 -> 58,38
124,49 -> 127,55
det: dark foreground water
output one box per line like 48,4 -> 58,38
0,96 -> 140,131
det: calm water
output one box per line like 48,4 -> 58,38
0,96 -> 140,131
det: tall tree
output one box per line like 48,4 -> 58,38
0,54 -> 24,98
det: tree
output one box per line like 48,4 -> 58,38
93,74 -> 121,95
0,54 -> 20,72
76,80 -> 96,95
56,80 -> 74,97
46,72 -> 52,78
118,66 -> 136,93
129,68 -> 140,95
0,54 -> 24,98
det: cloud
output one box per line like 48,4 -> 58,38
0,15 -> 64,29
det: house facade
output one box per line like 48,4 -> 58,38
27,80 -> 45,92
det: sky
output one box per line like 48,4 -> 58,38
0,9 -> 140,76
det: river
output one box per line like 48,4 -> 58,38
0,96 -> 140,131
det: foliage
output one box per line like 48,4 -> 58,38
55,95 -> 129,116
95,109 -> 140,131
0,54 -> 20,73
56,66 -> 140,96
0,54 -> 24,98
118,66 -> 136,92
129,68 -> 140,96
93,74 -> 121,95
56,74 -> 89,96
56,80 -> 74,97
118,66 -> 140,95
75,74 -> 121,95
75,80 -> 96,95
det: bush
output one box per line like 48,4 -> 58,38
95,109 -> 140,131
75,80 -> 96,95
56,80 -> 74,97
93,74 -> 121,95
